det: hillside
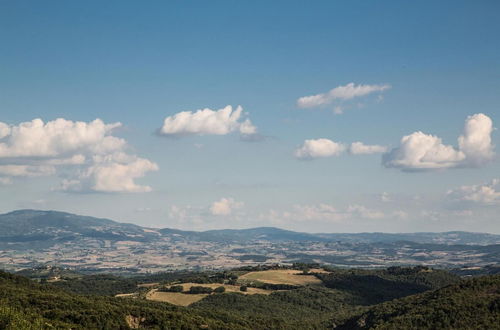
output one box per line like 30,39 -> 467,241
337,275 -> 500,329
0,270 -> 246,329
0,267 -> 498,329
0,210 -> 156,250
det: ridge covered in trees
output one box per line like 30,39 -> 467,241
0,266 -> 498,329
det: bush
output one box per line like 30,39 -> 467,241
188,286 -> 213,294
169,285 -> 184,292
240,285 -> 247,292
214,286 -> 226,293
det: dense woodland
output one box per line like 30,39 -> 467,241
0,266 -> 499,329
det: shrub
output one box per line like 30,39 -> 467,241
214,286 -> 226,293
188,286 -> 213,294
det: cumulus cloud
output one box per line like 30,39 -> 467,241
294,139 -> 387,160
158,105 -> 258,138
458,113 -> 495,166
383,113 -> 495,171
0,118 -> 158,193
294,138 -> 346,159
61,153 -> 158,193
297,82 -> 391,110
0,122 -> 10,139
210,197 -> 244,216
0,118 -> 124,158
446,179 -> 500,205
382,132 -> 465,170
349,142 -> 388,155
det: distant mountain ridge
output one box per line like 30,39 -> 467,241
1,209 -> 499,273
1,209 -> 499,245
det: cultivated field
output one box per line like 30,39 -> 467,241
239,269 -> 323,285
147,290 -> 207,306
146,283 -> 272,306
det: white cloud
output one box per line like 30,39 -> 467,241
297,83 -> 391,109
261,203 -> 386,223
382,131 -> 465,170
458,113 -> 495,166
383,113 -> 495,171
0,118 -> 124,158
349,142 -> 388,155
294,138 -> 346,159
0,122 -> 10,139
61,153 -> 158,193
446,179 -> 500,205
210,197 -> 244,216
158,105 -> 258,138
239,119 -> 257,135
0,118 -> 158,193
0,165 -> 55,177
294,139 -> 387,159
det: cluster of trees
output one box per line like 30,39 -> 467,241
188,286 -> 214,294
244,281 -> 299,291
157,285 -> 184,293
158,285 -> 228,294
174,271 -> 238,285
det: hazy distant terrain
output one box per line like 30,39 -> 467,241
0,210 -> 499,274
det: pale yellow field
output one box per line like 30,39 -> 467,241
146,283 -> 273,306
147,290 -> 207,306
239,269 -> 323,285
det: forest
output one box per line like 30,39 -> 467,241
0,265 -> 499,329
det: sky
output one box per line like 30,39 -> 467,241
0,1 -> 499,233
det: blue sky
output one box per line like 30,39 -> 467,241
0,1 -> 499,233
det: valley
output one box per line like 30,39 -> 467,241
1,210 -> 499,275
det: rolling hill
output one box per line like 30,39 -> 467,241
0,266 -> 498,329
1,209 -> 499,245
